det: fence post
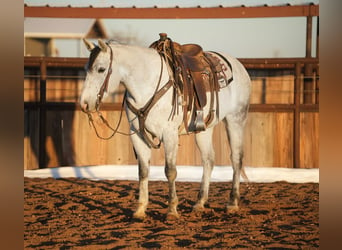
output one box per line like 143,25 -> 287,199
293,62 -> 301,168
39,59 -> 47,168
304,15 -> 314,104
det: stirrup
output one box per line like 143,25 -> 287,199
194,110 -> 206,131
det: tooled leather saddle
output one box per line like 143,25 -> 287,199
150,33 -> 233,132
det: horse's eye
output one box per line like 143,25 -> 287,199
98,67 -> 106,73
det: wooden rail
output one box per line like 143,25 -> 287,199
24,5 -> 318,19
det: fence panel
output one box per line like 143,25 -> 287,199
24,57 -> 319,169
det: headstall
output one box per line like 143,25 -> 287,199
86,43 -> 172,147
95,43 -> 113,111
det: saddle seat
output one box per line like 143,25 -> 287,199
179,44 -> 202,57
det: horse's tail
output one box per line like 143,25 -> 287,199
241,166 -> 249,182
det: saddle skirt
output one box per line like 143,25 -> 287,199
149,33 -> 233,132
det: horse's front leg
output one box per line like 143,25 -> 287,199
130,134 -> 152,220
163,130 -> 179,219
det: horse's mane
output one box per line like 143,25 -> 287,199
86,46 -> 101,72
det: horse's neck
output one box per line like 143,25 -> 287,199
115,45 -> 166,107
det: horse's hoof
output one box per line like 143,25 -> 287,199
226,205 -> 239,213
193,203 -> 205,213
166,212 -> 179,221
133,211 -> 146,220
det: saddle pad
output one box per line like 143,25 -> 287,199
206,52 -> 233,89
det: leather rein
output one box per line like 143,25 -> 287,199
86,43 -> 172,148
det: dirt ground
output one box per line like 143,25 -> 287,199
24,177 -> 319,249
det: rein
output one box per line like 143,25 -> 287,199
86,94 -> 133,140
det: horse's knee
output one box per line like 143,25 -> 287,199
138,163 -> 149,179
139,168 -> 149,180
165,165 -> 177,181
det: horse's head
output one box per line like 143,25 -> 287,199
80,39 -> 121,112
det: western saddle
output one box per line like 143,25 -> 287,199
150,33 -> 232,132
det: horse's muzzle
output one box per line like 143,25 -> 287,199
80,101 -> 89,113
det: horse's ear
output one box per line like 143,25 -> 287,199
83,38 -> 95,51
98,39 -> 107,52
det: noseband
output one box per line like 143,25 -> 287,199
95,43 -> 114,111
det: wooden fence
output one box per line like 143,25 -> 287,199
24,57 -> 319,170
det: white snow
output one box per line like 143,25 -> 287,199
24,165 -> 319,183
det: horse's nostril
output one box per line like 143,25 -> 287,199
81,102 -> 89,112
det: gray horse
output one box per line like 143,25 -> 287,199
80,39 -> 251,219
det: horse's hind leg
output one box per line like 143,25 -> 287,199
163,129 -> 179,219
193,127 -> 215,212
224,110 -> 248,212
130,134 -> 152,220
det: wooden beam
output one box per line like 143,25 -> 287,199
24,57 -> 88,68
24,56 -> 319,69
24,5 -> 319,19
24,102 -> 318,113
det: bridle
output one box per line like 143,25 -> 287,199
85,43 -> 173,147
85,43 -> 131,140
